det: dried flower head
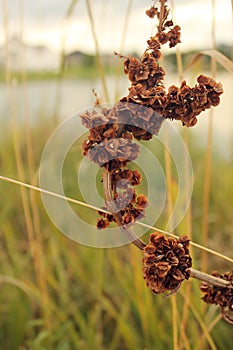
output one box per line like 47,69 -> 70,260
97,188 -> 148,230
143,233 -> 192,295
146,6 -> 158,19
200,270 -> 233,324
97,218 -> 109,230
117,3 -> 223,129
81,0 -> 223,249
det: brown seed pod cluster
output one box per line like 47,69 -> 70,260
118,1 -> 223,128
142,233 -> 192,294
146,2 -> 181,48
80,105 -> 151,229
200,270 -> 233,323
97,191 -> 149,230
81,1 -> 223,230
79,0 -> 232,325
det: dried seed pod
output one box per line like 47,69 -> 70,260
136,194 -> 149,209
97,218 -> 109,230
146,6 -> 158,19
130,170 -> 142,186
81,0 -> 223,235
200,270 -> 233,324
119,5 -> 223,130
142,233 -> 192,294
83,138 -> 140,167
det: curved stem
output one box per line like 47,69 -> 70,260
158,0 -> 166,32
102,166 -> 232,288
102,167 -> 146,250
190,268 -> 232,288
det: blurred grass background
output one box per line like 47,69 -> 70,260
0,0 -> 233,349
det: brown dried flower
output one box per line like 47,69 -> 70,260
200,270 -> 233,323
162,76 -> 223,127
146,6 -> 158,19
97,218 -> 109,230
130,170 -> 142,186
143,233 -> 192,294
81,0 -> 223,246
97,184 -> 148,230
136,194 -> 149,209
117,4 -> 223,130
82,137 -> 140,167
167,25 -> 181,48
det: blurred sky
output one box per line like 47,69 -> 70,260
1,0 -> 232,54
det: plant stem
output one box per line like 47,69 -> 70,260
190,268 -> 232,288
102,166 -> 146,250
102,169 -> 232,290
158,0 -> 166,32
86,0 -> 109,102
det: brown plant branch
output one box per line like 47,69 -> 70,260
102,167 -> 232,290
102,166 -> 146,250
158,0 -> 166,32
190,268 -> 232,288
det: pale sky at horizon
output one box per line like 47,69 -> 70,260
1,0 -> 232,55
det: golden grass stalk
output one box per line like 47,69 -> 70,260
1,174 -> 233,264
86,0 -> 109,102
2,0 -> 35,282
2,0 -> 51,333
173,29 -> 194,350
201,0 -> 217,273
53,0 -> 79,124
180,290 -> 218,350
196,313 -> 222,350
169,1 -> 193,346
163,125 -> 178,350
114,0 -> 132,100
185,50 -> 233,73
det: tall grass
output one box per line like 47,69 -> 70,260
172,22 -> 193,350
0,0 -> 233,349
86,0 -> 109,102
53,0 -> 79,125
201,0 -> 217,274
114,0 -> 133,100
2,0 -> 52,339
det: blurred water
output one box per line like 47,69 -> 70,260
0,72 -> 232,157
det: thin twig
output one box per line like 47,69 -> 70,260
201,0 -> 217,273
0,175 -> 233,264
1,174 -> 232,289
190,268 -> 232,288
85,0 -> 109,102
102,167 -> 146,250
158,0 -> 166,32
0,175 -> 110,214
